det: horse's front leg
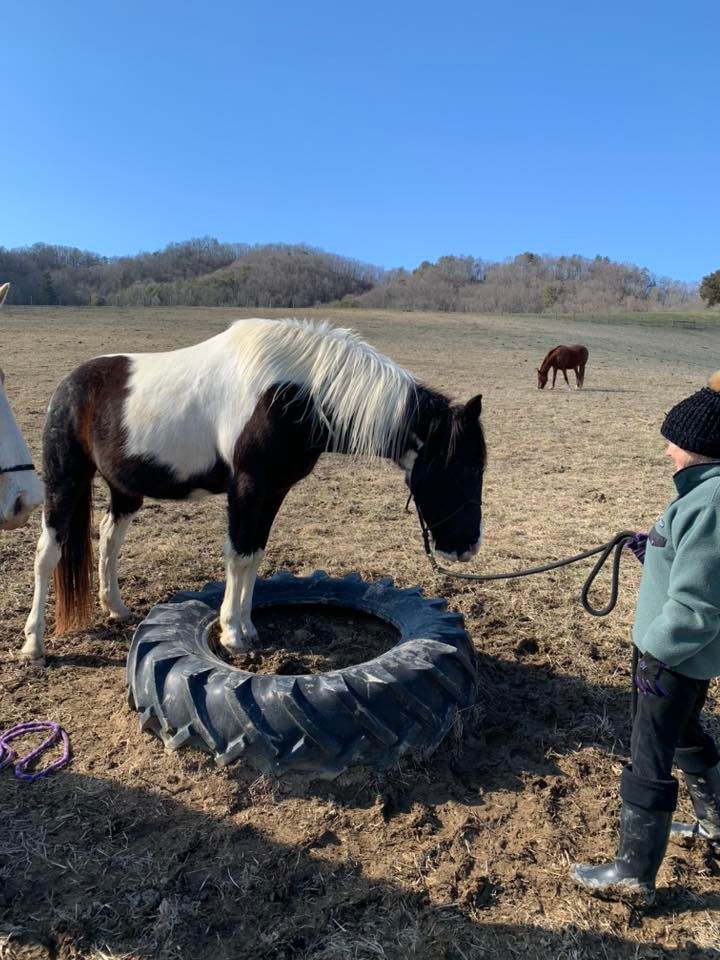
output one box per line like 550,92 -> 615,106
551,367 -> 558,388
562,369 -> 570,387
219,543 -> 265,653
219,487 -> 285,654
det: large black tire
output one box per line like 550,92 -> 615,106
126,572 -> 476,779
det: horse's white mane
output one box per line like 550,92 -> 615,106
229,318 -> 417,460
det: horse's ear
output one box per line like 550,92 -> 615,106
463,393 -> 483,424
0,283 -> 9,307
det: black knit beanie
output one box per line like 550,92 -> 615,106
661,372 -> 720,457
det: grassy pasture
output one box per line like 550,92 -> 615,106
1,306 -> 719,960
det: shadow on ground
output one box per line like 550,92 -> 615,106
2,772 -> 718,960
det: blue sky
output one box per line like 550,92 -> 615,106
1,1 -> 718,281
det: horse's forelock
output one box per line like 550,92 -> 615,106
424,403 -> 484,466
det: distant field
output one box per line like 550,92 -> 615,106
495,308 -> 720,330
1,306 -> 719,960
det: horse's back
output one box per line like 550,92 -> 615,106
558,344 -> 588,365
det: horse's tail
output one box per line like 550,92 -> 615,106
53,477 -> 94,636
539,345 -> 563,369
44,378 -> 97,637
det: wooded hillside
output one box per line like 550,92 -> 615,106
0,239 -> 700,313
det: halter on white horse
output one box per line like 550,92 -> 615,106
0,283 -> 44,530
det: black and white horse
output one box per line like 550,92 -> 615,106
0,282 -> 44,530
22,318 -> 485,659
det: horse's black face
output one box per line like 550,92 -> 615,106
537,368 -> 548,389
408,394 -> 485,562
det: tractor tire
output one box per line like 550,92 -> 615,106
126,571 -> 476,779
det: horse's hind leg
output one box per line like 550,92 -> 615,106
577,365 -> 585,389
22,423 -> 97,660
21,514 -> 62,660
99,488 -> 142,620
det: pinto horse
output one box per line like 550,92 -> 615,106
537,344 -> 588,390
0,282 -> 44,530
22,318 -> 486,660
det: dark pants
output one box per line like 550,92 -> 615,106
620,649 -> 719,812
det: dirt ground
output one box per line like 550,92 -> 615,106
1,306 -> 719,960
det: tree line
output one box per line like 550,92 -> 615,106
0,238 -> 710,313
359,253 -> 701,312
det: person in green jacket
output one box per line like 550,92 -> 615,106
571,372 -> 720,905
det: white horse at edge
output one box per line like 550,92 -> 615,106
0,282 -> 44,530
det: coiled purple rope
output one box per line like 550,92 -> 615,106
0,720 -> 70,781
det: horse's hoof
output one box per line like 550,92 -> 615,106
19,640 -> 45,663
219,625 -> 258,654
107,609 -> 133,623
100,599 -> 132,621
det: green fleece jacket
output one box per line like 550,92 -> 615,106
633,462 -> 720,679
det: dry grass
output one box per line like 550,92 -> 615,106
1,306 -> 719,959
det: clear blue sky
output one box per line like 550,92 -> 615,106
1,1 -> 718,281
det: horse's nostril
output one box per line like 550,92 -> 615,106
13,496 -> 25,517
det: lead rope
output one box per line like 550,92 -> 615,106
406,495 -> 635,617
0,720 -> 70,781
0,463 -> 35,475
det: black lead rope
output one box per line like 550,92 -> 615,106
0,464 -> 35,475
407,495 -> 635,618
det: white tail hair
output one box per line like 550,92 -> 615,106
0,283 -> 9,307
230,318 -> 417,460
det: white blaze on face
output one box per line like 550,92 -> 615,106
0,371 -> 44,530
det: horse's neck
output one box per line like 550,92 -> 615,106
399,386 -> 450,458
539,349 -> 559,373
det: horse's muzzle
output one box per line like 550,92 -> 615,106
433,533 -> 482,564
0,476 -> 44,530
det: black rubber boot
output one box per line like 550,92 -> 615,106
571,801 -> 672,905
570,767 -> 677,906
672,745 -> 720,843
673,764 -> 720,842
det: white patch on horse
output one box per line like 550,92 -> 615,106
123,330 -> 241,478
219,545 -> 264,652
398,437 -> 424,480
98,511 -> 134,619
121,319 -> 417,479
21,519 -> 61,660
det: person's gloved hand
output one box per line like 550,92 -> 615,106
624,532 -> 648,564
635,652 -> 669,697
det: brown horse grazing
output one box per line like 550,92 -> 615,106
537,344 -> 589,390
